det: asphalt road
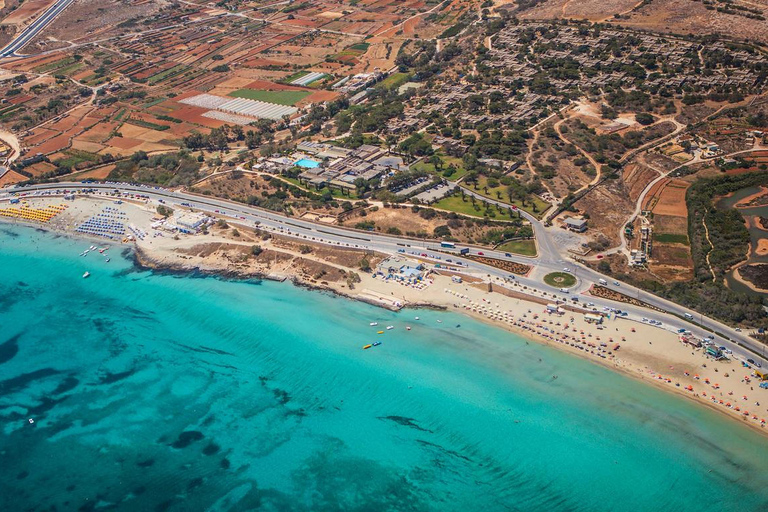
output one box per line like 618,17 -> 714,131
3,181 -> 766,368
0,0 -> 75,58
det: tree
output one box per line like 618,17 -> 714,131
635,112 -> 655,126
359,257 -> 371,272
156,205 -> 173,218
251,245 -> 263,257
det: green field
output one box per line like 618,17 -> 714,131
466,176 -> 549,219
283,71 -> 309,83
543,272 -> 577,288
53,149 -> 101,168
278,175 -> 358,200
432,193 -> 517,221
377,72 -> 410,90
412,154 -> 469,181
653,233 -> 690,245
229,89 -> 310,106
497,239 -> 537,257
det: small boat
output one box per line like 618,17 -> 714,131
386,326 -> 394,330
82,271 -> 90,279
436,320 -> 442,323
105,258 -> 110,263
363,344 -> 372,350
370,322 -> 378,326
377,331 -> 384,334
415,316 -> 420,320
372,341 -> 381,347
406,326 -> 411,331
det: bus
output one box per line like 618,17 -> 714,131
440,242 -> 456,248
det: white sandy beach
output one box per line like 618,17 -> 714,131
3,193 -> 768,435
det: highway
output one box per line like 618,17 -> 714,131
0,0 -> 75,58
3,180 -> 767,368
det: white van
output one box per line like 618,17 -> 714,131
560,288 -> 570,293
598,279 -> 608,286
684,313 -> 693,320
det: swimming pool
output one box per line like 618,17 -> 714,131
295,158 -> 320,168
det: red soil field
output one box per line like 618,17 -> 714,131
0,169 -> 26,187
107,137 -> 143,150
36,134 -> 70,154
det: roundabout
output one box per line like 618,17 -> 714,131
543,271 -> 577,289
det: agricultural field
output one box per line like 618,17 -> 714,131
642,178 -> 694,281
229,89 -> 310,106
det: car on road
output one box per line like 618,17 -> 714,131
505,253 -> 511,257
563,267 -> 570,272
478,252 -> 484,256
613,281 -> 620,286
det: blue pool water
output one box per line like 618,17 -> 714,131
294,158 -> 319,168
1,223 -> 768,510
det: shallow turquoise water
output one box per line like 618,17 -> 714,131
1,223 -> 768,511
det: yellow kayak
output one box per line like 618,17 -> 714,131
377,331 -> 384,334
363,344 -> 372,350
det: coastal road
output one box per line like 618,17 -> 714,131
0,0 -> 75,58
3,181 -> 767,367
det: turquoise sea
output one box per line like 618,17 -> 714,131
2,223 -> 768,511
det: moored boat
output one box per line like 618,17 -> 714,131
386,325 -> 394,330
82,271 -> 90,278
370,322 -> 378,326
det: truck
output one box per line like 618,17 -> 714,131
598,278 -> 607,286
459,248 -> 470,255
440,241 -> 456,248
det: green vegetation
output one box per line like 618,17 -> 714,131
229,89 -> 310,106
653,233 -> 689,245
618,172 -> 768,329
438,22 -> 468,39
464,176 -> 549,219
108,151 -> 202,187
125,118 -> 170,131
147,65 -> 188,85
156,205 -> 174,218
543,272 -> 577,288
432,192 -> 519,221
53,150 -> 102,169
376,73 -> 410,90
348,42 -> 370,52
283,71 -> 309,83
497,239 -> 537,257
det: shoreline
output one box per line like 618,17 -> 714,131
2,197 -> 768,437
131,238 -> 768,439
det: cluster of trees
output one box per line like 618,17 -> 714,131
107,151 -> 202,187
183,122 -> 277,151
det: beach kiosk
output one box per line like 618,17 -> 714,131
755,368 -> 768,381
706,346 -> 724,360
584,313 -> 603,324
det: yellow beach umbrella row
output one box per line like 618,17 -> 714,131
0,204 -> 68,223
